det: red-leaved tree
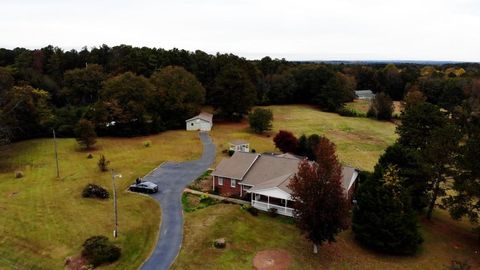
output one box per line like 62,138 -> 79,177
288,137 -> 349,253
273,130 -> 298,153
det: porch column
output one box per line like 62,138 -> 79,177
284,199 -> 287,214
212,176 -> 215,191
267,196 -> 270,209
251,192 -> 254,206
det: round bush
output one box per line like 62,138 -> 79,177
81,236 -> 121,267
228,150 -> 235,156
143,140 -> 151,147
82,184 -> 110,199
15,171 -> 24,179
87,153 -> 93,159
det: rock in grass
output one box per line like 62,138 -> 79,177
214,238 -> 226,249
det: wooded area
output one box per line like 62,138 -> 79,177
0,45 -> 479,143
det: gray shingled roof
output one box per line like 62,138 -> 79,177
211,152 -> 259,180
185,112 -> 213,123
355,90 -> 375,99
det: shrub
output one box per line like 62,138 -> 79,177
251,149 -> 256,153
248,108 -> 273,133
75,119 -> 97,150
228,150 -> 235,156
82,184 -> 109,199
267,207 -> 278,217
81,236 -> 121,267
337,107 -> 361,117
273,130 -> 298,153
15,171 -> 24,179
143,140 -> 151,147
87,153 -> 93,159
241,204 -> 259,216
97,154 -> 110,172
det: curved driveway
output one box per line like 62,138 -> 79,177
141,132 -> 215,270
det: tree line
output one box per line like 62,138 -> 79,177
1,45 -> 480,143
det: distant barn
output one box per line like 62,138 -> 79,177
355,90 -> 375,100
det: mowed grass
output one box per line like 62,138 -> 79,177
211,105 -> 397,171
172,204 -> 480,270
0,131 -> 202,269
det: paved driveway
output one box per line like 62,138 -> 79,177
140,132 -> 215,270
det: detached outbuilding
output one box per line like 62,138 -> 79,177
355,90 -> 375,100
229,140 -> 250,153
185,112 -> 213,131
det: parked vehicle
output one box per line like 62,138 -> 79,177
129,181 -> 158,193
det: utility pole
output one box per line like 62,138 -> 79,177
53,129 -> 60,178
111,170 -> 122,238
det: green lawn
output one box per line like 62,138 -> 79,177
0,131 -> 202,269
211,105 -> 397,171
172,203 -> 480,270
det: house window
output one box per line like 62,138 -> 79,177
218,177 -> 223,186
231,179 -> 236,188
281,199 -> 286,205
191,123 -> 194,126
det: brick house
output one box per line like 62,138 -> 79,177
211,151 -> 359,216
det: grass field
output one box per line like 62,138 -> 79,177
0,131 -> 202,269
211,105 -> 397,171
345,100 -> 403,117
172,203 -> 480,270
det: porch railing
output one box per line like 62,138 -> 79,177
251,199 -> 294,217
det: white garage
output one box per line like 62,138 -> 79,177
185,112 -> 213,131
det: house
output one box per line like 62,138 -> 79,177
185,112 -> 213,131
229,140 -> 250,152
355,90 -> 375,100
211,152 -> 359,217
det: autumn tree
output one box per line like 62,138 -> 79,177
75,119 -> 97,150
288,137 -> 349,253
273,130 -> 298,153
352,165 -> 423,254
248,108 -> 273,133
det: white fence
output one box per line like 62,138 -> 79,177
252,200 -> 294,217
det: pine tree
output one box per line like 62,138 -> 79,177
352,165 -> 423,254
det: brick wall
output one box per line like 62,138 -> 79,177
213,175 -> 241,197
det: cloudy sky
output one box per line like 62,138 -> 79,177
1,0 -> 479,61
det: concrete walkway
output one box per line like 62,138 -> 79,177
140,132 -> 215,270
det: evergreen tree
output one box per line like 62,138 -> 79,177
75,119 -> 97,150
352,165 -> 423,254
248,108 -> 273,133
211,64 -> 256,121
376,143 -> 429,211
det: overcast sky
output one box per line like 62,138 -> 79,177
1,0 -> 479,61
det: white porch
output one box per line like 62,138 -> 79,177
249,188 -> 294,217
